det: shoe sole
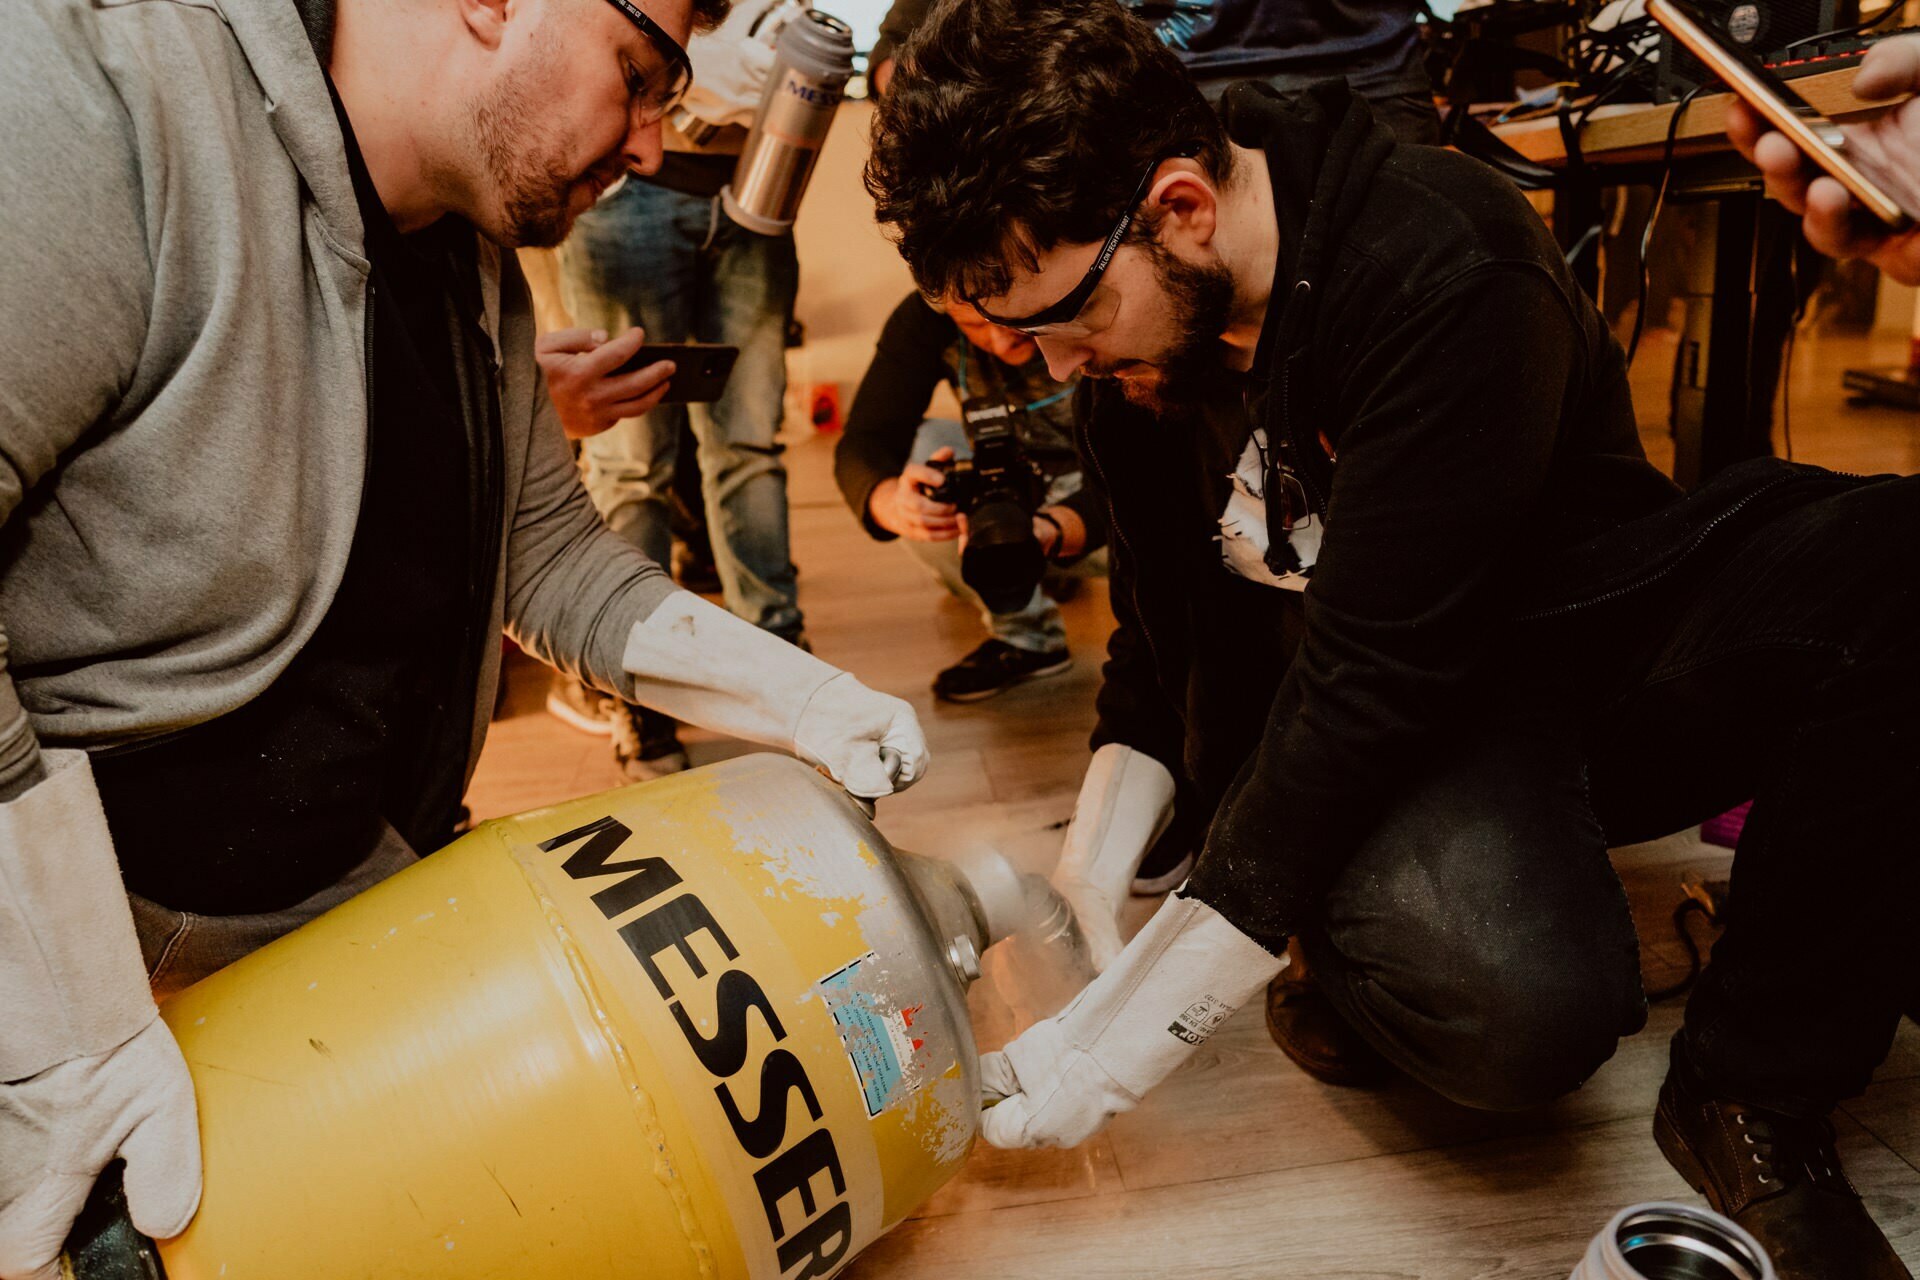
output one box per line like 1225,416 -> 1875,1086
935,654 -> 1072,704
1652,1097 -> 1726,1213
546,692 -> 613,736
623,749 -> 692,782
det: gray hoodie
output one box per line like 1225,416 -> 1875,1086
0,0 -> 675,801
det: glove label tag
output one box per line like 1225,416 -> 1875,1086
1167,995 -> 1233,1046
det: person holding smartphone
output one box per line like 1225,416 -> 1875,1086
545,0 -> 811,781
1725,34 -> 1920,285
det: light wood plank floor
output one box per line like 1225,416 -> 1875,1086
468,326 -> 1920,1278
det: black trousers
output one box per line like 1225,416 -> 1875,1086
1303,474 -> 1920,1116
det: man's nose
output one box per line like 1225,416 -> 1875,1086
1037,336 -> 1090,382
623,118 -> 665,177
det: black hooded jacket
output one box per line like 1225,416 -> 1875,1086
1082,82 -> 1860,946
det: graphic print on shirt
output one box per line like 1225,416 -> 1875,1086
1218,426 -> 1321,592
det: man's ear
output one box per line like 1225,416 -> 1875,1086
456,0 -> 514,51
1152,167 -> 1220,252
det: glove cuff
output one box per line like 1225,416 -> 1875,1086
1074,893 -> 1285,1099
621,590 -> 839,751
1053,744 -> 1176,892
0,750 -> 155,1080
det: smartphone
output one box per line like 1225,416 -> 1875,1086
613,342 -> 741,404
1647,0 -> 1915,229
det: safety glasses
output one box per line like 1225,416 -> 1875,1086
967,156 -> 1171,338
603,0 -> 693,124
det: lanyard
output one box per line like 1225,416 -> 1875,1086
956,352 -> 1075,413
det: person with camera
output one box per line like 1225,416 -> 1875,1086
835,295 -> 1106,703
0,0 -> 933,1272
867,3 -> 1919,1275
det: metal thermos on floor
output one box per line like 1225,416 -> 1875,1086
721,8 -> 855,235
1569,1202 -> 1776,1280
61,755 -> 1058,1280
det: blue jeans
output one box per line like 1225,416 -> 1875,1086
905,419 -> 1075,653
557,178 -> 803,636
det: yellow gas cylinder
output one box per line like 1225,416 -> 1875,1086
73,755 -> 999,1280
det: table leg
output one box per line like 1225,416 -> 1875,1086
1669,191 -> 1760,490
1554,178 -> 1605,302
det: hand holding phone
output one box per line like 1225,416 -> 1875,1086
611,342 -> 741,405
1647,0 -> 1920,280
536,327 -> 678,439
1726,34 -> 1920,284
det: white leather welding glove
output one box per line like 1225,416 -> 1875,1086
1050,744 -> 1177,972
623,590 -> 928,798
0,751 -> 201,1280
977,891 -> 1284,1150
680,0 -> 784,130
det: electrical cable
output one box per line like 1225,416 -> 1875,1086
1645,874 -> 1732,1002
1780,0 -> 1906,54
1567,12 -> 1661,95
1644,896 -> 1715,1001
1628,83 -> 1710,367
1575,40 -> 1659,126
1556,22 -> 1664,278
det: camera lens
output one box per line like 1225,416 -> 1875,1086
960,497 -> 1046,614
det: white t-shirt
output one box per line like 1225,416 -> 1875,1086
1218,427 -> 1321,592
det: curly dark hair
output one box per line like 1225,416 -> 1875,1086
863,0 -> 1230,304
691,0 -> 730,34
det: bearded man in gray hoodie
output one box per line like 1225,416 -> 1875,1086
0,0 -> 928,1272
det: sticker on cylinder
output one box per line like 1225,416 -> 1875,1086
816,952 -> 928,1118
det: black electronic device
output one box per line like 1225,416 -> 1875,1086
1771,24 -> 1920,79
1649,0 -> 1916,227
919,397 -> 1053,614
613,342 -> 740,404
1652,0 -> 1839,99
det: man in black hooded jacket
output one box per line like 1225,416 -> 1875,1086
865,3 -> 1920,1275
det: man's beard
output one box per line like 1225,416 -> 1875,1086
472,60 -> 597,249
1111,245 -> 1235,412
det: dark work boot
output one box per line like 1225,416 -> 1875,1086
1653,1047 -> 1912,1280
1264,937 -> 1397,1088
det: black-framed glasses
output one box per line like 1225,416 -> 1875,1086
603,0 -> 693,125
968,156 -> 1174,336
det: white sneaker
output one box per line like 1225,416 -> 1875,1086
546,677 -> 614,736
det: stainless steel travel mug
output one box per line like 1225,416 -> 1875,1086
1569,1202 -> 1775,1280
720,9 -> 855,235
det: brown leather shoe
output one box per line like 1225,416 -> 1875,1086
1654,1049 -> 1912,1280
1264,937 -> 1397,1087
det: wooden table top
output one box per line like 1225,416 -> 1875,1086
1491,64 -> 1900,167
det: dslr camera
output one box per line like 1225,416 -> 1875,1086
920,396 -> 1053,614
